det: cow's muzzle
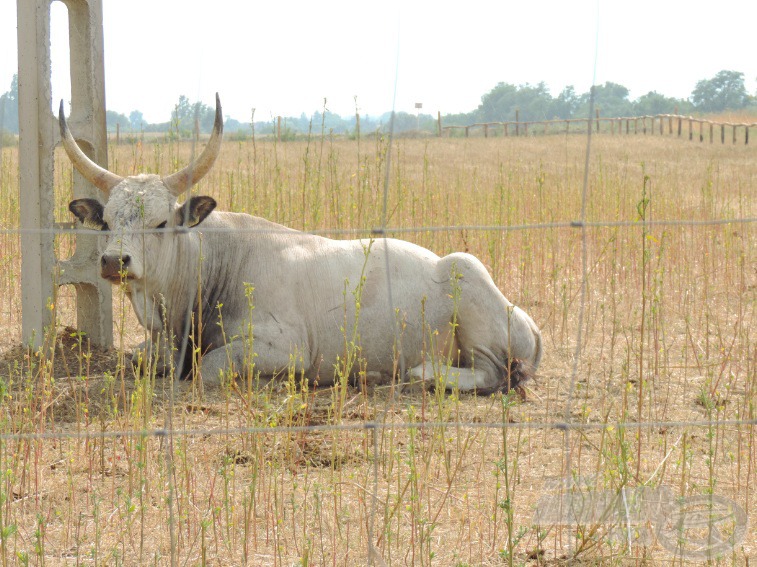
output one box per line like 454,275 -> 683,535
101,254 -> 132,283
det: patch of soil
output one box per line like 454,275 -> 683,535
0,326 -> 138,423
0,326 -> 125,381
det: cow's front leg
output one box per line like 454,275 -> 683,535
132,337 -> 177,377
199,327 -> 311,386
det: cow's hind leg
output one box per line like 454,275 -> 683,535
420,252 -> 539,394
408,345 -> 520,394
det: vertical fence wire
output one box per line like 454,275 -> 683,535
559,82 -> 595,562
165,104 -> 205,567
369,26 -> 403,564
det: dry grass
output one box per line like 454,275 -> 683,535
0,130 -> 754,565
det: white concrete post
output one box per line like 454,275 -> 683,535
18,0 -> 112,348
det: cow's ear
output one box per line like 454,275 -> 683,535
176,196 -> 216,228
69,198 -> 107,231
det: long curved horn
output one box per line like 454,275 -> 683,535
59,101 -> 123,194
162,93 -> 224,196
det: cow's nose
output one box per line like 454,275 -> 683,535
101,254 -> 130,279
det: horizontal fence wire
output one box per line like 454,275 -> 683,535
0,418 -> 755,443
3,216 -> 755,237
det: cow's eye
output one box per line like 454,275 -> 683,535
156,221 -> 167,230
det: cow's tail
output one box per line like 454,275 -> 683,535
501,308 -> 542,397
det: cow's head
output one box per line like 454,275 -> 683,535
61,95 -> 222,284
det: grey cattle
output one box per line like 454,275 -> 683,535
62,94 -> 542,393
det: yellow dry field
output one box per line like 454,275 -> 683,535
0,130 -> 754,565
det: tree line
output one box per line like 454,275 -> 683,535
1,70 -> 754,138
443,70 -> 754,128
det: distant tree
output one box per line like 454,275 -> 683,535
691,70 -> 749,112
577,82 -> 634,118
477,82 -> 554,122
515,82 -> 554,120
477,82 -> 517,121
170,95 -> 192,135
551,85 -> 580,119
441,111 -> 477,127
105,110 -> 130,131
129,110 -> 144,130
0,74 -> 19,134
291,112 -> 310,133
170,96 -> 217,135
172,95 -> 191,123
223,117 -> 244,133
385,111 -> 421,132
308,110 -> 349,134
142,121 -> 171,133
287,112 -> 315,134
193,102 -> 215,133
417,114 -> 438,132
633,91 -> 692,115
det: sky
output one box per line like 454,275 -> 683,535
1,1 -> 755,124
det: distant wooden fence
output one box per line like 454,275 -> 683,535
441,111 -> 756,145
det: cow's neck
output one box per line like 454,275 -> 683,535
127,282 -> 162,333
131,232 -> 206,341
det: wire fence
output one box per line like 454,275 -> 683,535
0,107 -> 754,565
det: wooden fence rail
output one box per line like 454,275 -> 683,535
441,114 -> 756,145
